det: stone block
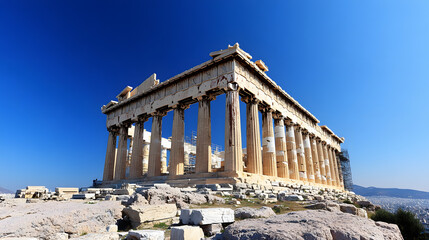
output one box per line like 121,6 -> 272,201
279,194 -> 303,201
200,223 -> 223,236
127,230 -> 164,240
123,204 -> 177,228
107,224 -> 118,232
170,226 -> 204,240
72,193 -> 95,200
181,208 -> 234,225
339,204 -> 358,215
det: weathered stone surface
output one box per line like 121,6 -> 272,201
73,232 -> 120,240
126,230 -> 164,240
107,224 -> 118,232
0,200 -> 123,239
234,207 -> 275,219
170,226 -> 204,240
222,210 -> 402,240
304,202 -> 327,210
339,203 -> 358,215
180,208 -> 234,225
200,223 -> 223,236
122,204 -> 177,228
279,194 -> 303,201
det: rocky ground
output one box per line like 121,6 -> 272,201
0,184 -> 404,240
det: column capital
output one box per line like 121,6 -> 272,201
259,105 -> 273,113
152,110 -> 168,117
284,118 -> 294,126
241,95 -> 260,104
272,112 -> 284,120
172,103 -> 191,110
107,126 -> 119,133
225,82 -> 240,92
294,124 -> 303,131
196,94 -> 216,102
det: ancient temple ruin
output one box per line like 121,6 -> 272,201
101,44 -> 346,190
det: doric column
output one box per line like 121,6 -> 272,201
274,116 -> 289,178
303,132 -> 315,183
129,119 -> 146,179
196,96 -> 214,173
327,146 -> 337,186
170,105 -> 188,176
243,96 -> 262,175
148,112 -> 165,177
286,121 -> 299,180
103,128 -> 118,181
261,108 -> 277,176
335,151 -> 344,188
310,136 -> 321,184
114,124 -> 129,180
161,148 -> 168,174
184,152 -> 190,166
142,143 -> 149,173
316,139 -> 327,184
322,143 -> 332,185
294,126 -> 307,181
224,83 -> 243,173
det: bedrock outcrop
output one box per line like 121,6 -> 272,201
222,210 -> 403,240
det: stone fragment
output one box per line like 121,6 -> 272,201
107,224 -> 118,232
200,223 -> 223,236
170,226 -> 204,240
74,232 -> 120,240
356,208 -> 368,218
339,204 -> 358,215
181,208 -> 234,225
234,207 -> 276,219
279,194 -> 303,201
123,204 -> 177,228
304,202 -> 327,210
126,230 -> 164,240
55,233 -> 69,240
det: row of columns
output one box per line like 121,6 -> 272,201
103,84 -> 343,188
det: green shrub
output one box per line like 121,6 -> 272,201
343,199 -> 353,204
371,208 -> 424,240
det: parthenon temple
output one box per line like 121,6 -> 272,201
101,44 -> 346,190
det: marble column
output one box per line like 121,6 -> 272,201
129,119 -> 146,179
286,122 -> 299,180
196,96 -> 213,173
103,128 -> 117,181
142,143 -> 149,173
303,132 -> 315,183
148,112 -> 164,177
161,148 -> 168,174
224,83 -> 243,173
274,117 -> 289,178
322,143 -> 332,185
316,140 -> 327,184
184,152 -> 190,166
170,105 -> 186,176
114,124 -> 129,180
310,137 -> 321,184
327,146 -> 337,186
335,151 -> 344,188
244,97 -> 262,175
294,126 -> 307,181
262,108 -> 277,176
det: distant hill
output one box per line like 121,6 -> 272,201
353,185 -> 429,199
0,187 -> 13,194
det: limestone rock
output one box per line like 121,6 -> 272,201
126,230 -> 164,240
180,208 -> 234,225
73,232 -> 120,240
122,204 -> 177,228
339,203 -> 358,215
234,207 -> 276,219
170,226 -> 204,240
222,210 -> 402,240
200,223 -> 223,236
304,202 -> 327,210
0,200 -> 123,239
279,194 -> 303,201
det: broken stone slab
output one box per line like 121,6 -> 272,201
339,204 -> 358,215
200,223 -> 223,236
72,193 -> 95,200
123,204 -> 177,228
126,230 -> 164,240
107,224 -> 118,232
234,207 -> 276,219
304,202 -> 327,210
279,194 -> 303,201
170,226 -> 204,240
180,208 -> 234,225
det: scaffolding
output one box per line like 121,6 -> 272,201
339,149 -> 353,191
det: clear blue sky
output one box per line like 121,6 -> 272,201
1,1 -> 428,192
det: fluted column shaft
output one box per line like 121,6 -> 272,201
262,109 -> 277,176
148,113 -> 163,177
294,126 -> 307,181
310,137 -> 321,184
274,118 -> 289,178
196,97 -> 212,173
114,125 -> 129,180
327,146 -> 337,186
245,98 -> 262,174
286,123 -> 299,180
224,85 -> 243,173
103,129 -> 117,181
334,150 -> 344,188
322,144 -> 332,185
129,120 -> 145,179
170,106 -> 186,176
316,140 -> 327,184
303,133 -> 315,183
142,143 -> 149,173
